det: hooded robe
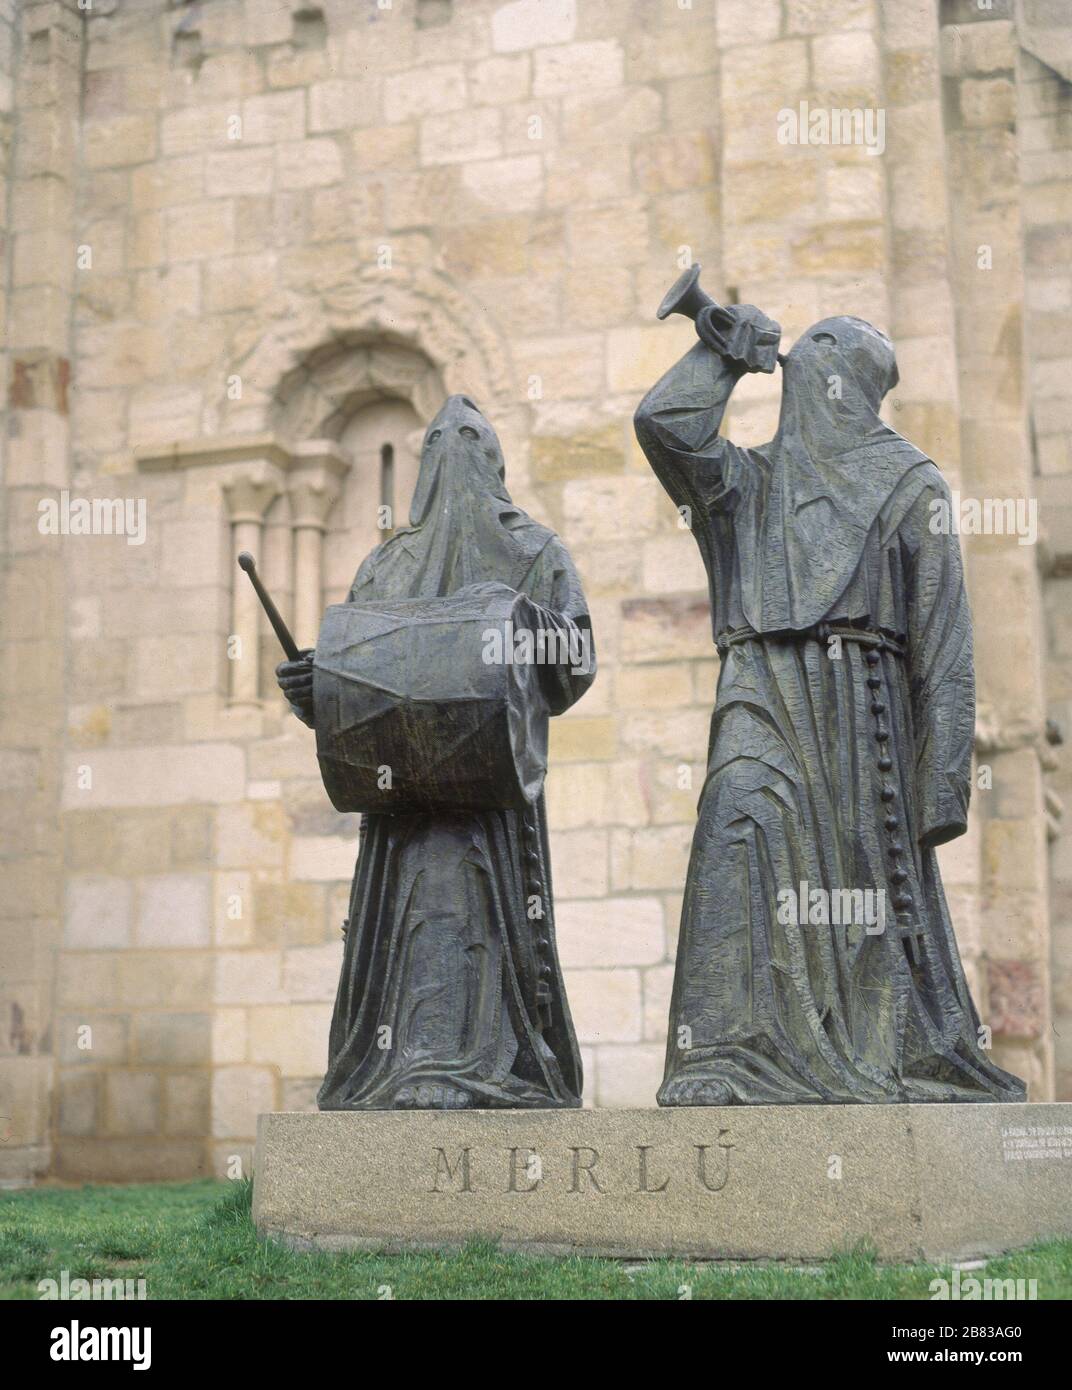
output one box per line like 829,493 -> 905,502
316,395 -> 594,1110
634,314 -> 1025,1105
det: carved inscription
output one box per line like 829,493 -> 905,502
429,1133 -> 735,1195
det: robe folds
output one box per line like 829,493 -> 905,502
317,396 -> 594,1111
635,327 -> 1026,1106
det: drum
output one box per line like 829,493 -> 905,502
313,582 -> 552,814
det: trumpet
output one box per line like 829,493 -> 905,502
656,262 -> 717,323
656,263 -> 785,367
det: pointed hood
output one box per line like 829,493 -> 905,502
360,395 -> 553,600
742,316 -> 932,631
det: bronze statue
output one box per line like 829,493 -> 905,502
273,395 -> 595,1110
635,266 -> 1026,1107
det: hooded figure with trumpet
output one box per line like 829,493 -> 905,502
634,266 -> 1025,1107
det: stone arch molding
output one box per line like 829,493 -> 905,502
275,338 -> 445,447
226,264 -> 517,441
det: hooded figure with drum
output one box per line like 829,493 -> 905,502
274,395 -> 595,1111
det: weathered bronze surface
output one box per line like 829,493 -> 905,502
313,584 -> 554,815
635,267 -> 1026,1107
276,395 -> 595,1111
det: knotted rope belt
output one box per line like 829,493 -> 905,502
715,623 -> 907,661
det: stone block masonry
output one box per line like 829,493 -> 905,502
0,0 -> 1068,1182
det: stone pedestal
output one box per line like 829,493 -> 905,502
253,1103 -> 1072,1262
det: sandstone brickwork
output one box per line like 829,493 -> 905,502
0,0 -> 1068,1181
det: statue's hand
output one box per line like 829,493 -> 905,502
276,648 -> 316,727
696,303 -> 781,374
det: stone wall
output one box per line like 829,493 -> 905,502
1016,9 -> 1072,1100
0,0 -> 79,1182
0,0 -> 1068,1182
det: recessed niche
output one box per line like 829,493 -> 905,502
293,7 -> 328,50
417,0 -> 453,29
172,28 -> 204,73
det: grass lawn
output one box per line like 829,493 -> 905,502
0,1178 -> 1068,1300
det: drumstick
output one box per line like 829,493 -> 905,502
236,552 -> 302,662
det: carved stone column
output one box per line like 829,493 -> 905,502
222,463 -> 284,706
287,444 -> 348,650
137,434 -> 350,706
